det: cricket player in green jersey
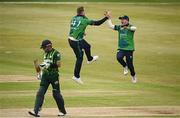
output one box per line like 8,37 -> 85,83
28,40 -> 67,117
68,6 -> 109,84
107,13 -> 137,83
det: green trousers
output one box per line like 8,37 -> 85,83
33,71 -> 66,114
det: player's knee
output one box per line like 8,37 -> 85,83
77,55 -> 83,62
36,90 -> 44,98
36,87 -> 46,97
126,60 -> 133,67
52,89 -> 62,98
85,44 -> 91,49
53,89 -> 60,96
76,51 -> 84,60
116,55 -> 123,61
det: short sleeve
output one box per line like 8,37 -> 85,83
84,17 -> 93,25
86,19 -> 93,25
114,25 -> 120,31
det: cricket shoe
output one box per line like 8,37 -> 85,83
87,55 -> 99,64
28,111 -> 40,117
123,66 -> 128,75
58,112 -> 66,117
72,76 -> 84,85
131,76 -> 137,83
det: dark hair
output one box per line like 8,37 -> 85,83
77,6 -> 84,15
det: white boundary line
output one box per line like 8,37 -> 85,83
0,2 -> 179,5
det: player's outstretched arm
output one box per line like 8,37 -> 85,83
105,11 -> 115,29
91,17 -> 108,26
107,19 -> 115,29
90,11 -> 114,26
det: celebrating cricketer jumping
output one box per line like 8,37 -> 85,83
106,12 -> 137,83
28,40 -> 67,117
68,6 -> 109,84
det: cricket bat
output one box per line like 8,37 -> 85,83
33,59 -> 41,80
34,59 -> 41,73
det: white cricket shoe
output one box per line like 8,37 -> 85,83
72,76 -> 84,84
124,66 -> 128,75
87,55 -> 99,64
28,111 -> 40,117
58,112 -> 66,117
131,76 -> 137,83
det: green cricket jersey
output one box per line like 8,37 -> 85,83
69,15 -> 93,41
43,48 -> 61,73
114,24 -> 135,51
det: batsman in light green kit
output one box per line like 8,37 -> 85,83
28,40 -> 66,117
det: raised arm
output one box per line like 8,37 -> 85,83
90,11 -> 114,26
91,17 -> 108,26
105,11 -> 115,30
107,19 -> 115,30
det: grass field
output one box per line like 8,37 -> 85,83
0,2 -> 180,118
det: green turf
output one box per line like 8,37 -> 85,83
0,3 -> 180,116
